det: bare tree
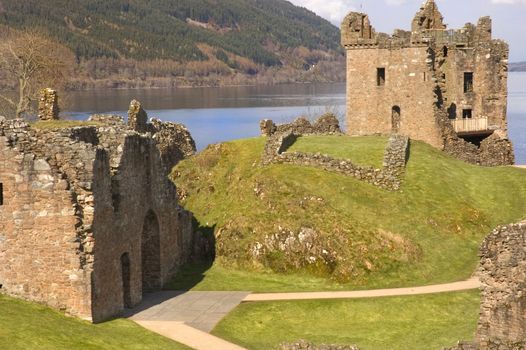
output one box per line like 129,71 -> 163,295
0,29 -> 73,119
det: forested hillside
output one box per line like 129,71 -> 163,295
0,0 -> 344,89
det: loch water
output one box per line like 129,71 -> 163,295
66,72 -> 526,164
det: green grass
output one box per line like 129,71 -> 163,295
171,136 -> 526,291
0,295 -> 191,350
31,120 -> 104,129
288,135 -> 387,168
213,291 -> 480,350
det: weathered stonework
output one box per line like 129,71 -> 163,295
447,223 -> 526,350
0,101 -> 197,322
128,99 -> 148,133
37,88 -> 59,121
261,116 -> 409,191
280,340 -> 360,350
341,0 -> 514,166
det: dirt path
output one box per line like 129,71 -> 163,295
243,277 -> 480,302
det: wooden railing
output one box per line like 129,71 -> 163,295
453,117 -> 488,134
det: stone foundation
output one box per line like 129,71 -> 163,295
261,116 -> 409,191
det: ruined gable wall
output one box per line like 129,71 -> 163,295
0,120 -> 94,319
345,46 -> 442,148
88,118 -> 195,322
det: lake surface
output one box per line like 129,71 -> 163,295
66,72 -> 526,164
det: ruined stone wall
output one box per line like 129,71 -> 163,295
0,103 -> 197,322
476,223 -> 526,348
440,18 -> 509,132
261,116 -> 409,191
447,223 -> 526,350
90,131 -> 194,322
0,118 -> 93,319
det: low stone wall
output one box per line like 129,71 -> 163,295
446,223 -> 526,350
262,121 -> 409,191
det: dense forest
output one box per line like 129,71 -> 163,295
0,0 -> 345,89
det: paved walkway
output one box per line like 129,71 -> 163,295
127,291 -> 250,332
244,277 -> 480,302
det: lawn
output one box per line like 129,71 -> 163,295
0,295 -> 191,350
213,291 -> 480,350
287,135 -> 388,168
171,136 -> 526,291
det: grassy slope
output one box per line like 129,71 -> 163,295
172,136 -> 526,291
213,291 -> 480,350
0,295 -> 190,350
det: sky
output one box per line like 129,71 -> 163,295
288,0 -> 526,62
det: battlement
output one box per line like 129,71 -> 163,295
342,1 -> 494,50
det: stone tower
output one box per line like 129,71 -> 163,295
341,0 -> 514,166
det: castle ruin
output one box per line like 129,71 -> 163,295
0,99 -> 198,322
341,0 -> 514,166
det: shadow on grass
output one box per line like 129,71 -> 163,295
165,217 -> 216,291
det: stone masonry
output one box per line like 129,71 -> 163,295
0,100 -> 197,322
37,88 -> 59,121
260,115 -> 409,191
447,223 -> 526,350
341,0 -> 514,166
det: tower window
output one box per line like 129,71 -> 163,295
463,109 -> 473,119
0,183 -> 3,205
377,68 -> 386,86
464,72 -> 473,93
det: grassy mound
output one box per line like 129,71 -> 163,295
0,295 -> 190,350
212,291 -> 480,350
171,136 -> 526,290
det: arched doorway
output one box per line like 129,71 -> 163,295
392,106 -> 401,134
141,210 -> 161,293
121,252 -> 132,308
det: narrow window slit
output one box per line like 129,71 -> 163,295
377,68 -> 386,86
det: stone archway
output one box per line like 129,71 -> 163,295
392,106 -> 401,134
120,252 -> 132,308
141,210 -> 161,293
